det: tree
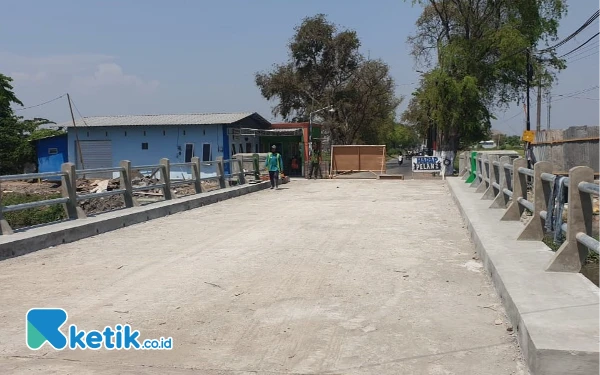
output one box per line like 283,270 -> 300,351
255,14 -> 400,145
405,0 -> 567,155
504,135 -> 523,148
387,123 -> 420,151
0,74 -> 60,175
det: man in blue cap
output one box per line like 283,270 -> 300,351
265,144 -> 283,189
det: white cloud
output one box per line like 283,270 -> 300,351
71,63 -> 159,93
9,71 -> 47,83
0,52 -> 161,122
0,52 -> 158,93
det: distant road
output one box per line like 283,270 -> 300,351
386,157 -> 413,178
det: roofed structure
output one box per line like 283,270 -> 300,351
58,112 -> 271,128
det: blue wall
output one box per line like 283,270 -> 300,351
36,134 -> 68,178
67,125 -> 224,179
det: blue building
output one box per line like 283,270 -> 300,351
59,113 -> 271,179
32,133 -> 68,180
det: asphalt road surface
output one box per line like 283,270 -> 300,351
386,157 -> 413,178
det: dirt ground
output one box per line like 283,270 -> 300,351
0,178 -> 222,216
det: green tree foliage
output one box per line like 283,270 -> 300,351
255,14 -> 400,145
504,135 -> 523,147
387,123 -> 420,151
0,74 -> 61,175
405,0 -> 567,153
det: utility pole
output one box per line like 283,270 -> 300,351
546,90 -> 551,130
67,93 -> 85,170
536,75 -> 542,132
525,48 -> 534,168
526,49 -> 532,132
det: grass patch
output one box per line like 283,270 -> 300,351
543,234 -> 599,263
1,193 -> 66,229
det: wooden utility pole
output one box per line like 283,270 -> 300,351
536,76 -> 542,132
526,49 -> 532,132
546,91 -> 552,130
67,93 -> 85,170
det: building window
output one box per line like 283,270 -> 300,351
142,142 -> 149,150
203,129 -> 206,135
183,130 -> 186,136
48,148 -> 58,155
163,130 -> 166,136
86,131 -> 90,137
202,143 -> 212,161
184,143 -> 194,163
105,131 -> 108,137
124,131 -> 127,136
143,131 -> 146,136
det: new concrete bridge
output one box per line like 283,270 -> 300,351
1,179 -> 529,375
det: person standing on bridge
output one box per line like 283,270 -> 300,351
265,145 -> 283,189
308,145 -> 322,179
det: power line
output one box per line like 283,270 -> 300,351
539,10 -> 599,53
544,85 -> 599,104
560,32 -> 599,57
568,50 -> 599,63
14,93 -> 67,111
494,112 -> 521,135
68,96 -> 90,127
564,43 -> 598,60
565,96 -> 599,100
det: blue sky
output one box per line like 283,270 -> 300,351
2,0 -> 598,135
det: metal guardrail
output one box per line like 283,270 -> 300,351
0,155 -> 262,235
0,171 -> 67,182
459,151 -> 600,273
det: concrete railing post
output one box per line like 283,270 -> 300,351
458,152 -> 466,177
191,156 -> 204,193
490,156 -> 511,209
0,186 -> 14,235
237,159 -> 246,185
252,153 -> 260,181
159,158 -> 173,200
517,161 -> 553,240
546,166 -> 595,272
475,154 -> 489,193
216,157 -> 226,189
461,152 -> 469,180
119,160 -> 139,208
482,155 -> 499,200
60,162 -> 86,220
501,157 -> 527,221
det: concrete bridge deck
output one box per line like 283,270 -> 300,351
0,180 -> 527,374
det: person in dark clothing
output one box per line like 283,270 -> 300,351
309,146 -> 322,179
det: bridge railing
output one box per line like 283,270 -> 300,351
459,151 -> 599,273
0,155 -> 261,235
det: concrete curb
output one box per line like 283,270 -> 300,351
0,181 -> 271,261
447,177 -> 599,375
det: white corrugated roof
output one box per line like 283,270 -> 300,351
59,112 -> 263,127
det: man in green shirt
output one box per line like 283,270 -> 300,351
265,145 -> 283,189
309,146 -> 322,179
